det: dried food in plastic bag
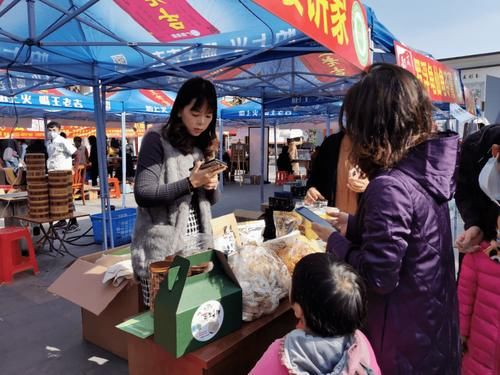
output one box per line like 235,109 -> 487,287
229,245 -> 291,321
237,220 -> 265,245
264,231 -> 325,274
273,211 -> 302,237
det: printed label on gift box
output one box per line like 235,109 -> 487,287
114,0 -> 219,42
191,300 -> 224,342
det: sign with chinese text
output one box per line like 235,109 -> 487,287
253,0 -> 371,70
394,41 -> 464,104
114,0 -> 219,42
300,52 -> 361,82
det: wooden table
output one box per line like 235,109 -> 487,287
13,212 -> 90,257
128,301 -> 295,375
0,191 -> 28,227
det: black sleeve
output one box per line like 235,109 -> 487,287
306,132 -> 343,198
134,131 -> 191,207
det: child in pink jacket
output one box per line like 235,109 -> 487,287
250,253 -> 380,375
458,214 -> 500,375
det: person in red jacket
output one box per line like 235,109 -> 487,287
458,144 -> 500,375
250,253 -> 380,375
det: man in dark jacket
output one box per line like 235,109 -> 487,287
455,124 -> 500,252
305,131 -> 344,206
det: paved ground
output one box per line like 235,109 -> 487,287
0,182 -> 282,375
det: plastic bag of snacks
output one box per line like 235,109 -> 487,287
229,245 -> 291,321
264,231 -> 324,274
237,220 -> 265,245
273,211 -> 302,237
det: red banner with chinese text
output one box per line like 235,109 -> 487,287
299,52 -> 360,82
0,126 -> 145,140
139,90 -> 174,106
394,41 -> 464,104
114,0 -> 219,42
253,0 -> 371,70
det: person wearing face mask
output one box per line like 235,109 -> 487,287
46,121 -> 78,230
131,77 -> 226,308
455,124 -> 500,256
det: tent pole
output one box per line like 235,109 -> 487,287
92,82 -> 109,250
274,120 -> 278,182
101,83 -> 115,249
121,110 -> 126,208
260,88 -> 265,204
218,118 -> 224,192
326,115 -> 331,137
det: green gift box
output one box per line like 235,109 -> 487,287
154,250 -> 242,358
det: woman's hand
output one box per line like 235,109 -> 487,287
456,226 -> 483,253
189,161 -> 226,190
347,167 -> 369,193
311,222 -> 335,242
304,187 -> 325,205
326,208 -> 349,236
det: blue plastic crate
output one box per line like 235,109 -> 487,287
90,208 -> 137,246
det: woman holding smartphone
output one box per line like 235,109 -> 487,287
131,77 -> 226,307
312,64 -> 460,374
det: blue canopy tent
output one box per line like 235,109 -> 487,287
0,0 -> 400,249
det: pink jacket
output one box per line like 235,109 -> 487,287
249,330 -> 381,375
458,245 -> 500,375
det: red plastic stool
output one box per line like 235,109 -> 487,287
0,227 -> 39,284
108,177 -> 121,199
275,171 -> 289,186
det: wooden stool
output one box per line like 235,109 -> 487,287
0,227 -> 39,284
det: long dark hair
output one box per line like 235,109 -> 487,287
163,77 -> 218,157
340,63 -> 433,177
291,253 -> 367,337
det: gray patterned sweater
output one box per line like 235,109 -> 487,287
131,126 -> 218,278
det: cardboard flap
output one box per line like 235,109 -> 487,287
211,213 -> 242,246
48,259 -> 127,316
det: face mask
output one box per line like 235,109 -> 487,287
478,156 -> 500,207
47,130 -> 58,140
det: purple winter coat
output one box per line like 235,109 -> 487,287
327,133 -> 460,375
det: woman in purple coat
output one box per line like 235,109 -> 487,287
312,63 -> 460,374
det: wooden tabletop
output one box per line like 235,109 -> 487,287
185,301 -> 292,368
0,191 -> 28,202
13,211 -> 89,224
128,300 -> 295,375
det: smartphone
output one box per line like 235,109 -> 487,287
199,159 -> 228,170
295,206 -> 336,229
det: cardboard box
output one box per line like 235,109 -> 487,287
233,209 -> 264,222
48,246 -> 143,359
211,213 -> 242,247
154,250 -> 242,358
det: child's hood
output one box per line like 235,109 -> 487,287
281,329 -> 375,375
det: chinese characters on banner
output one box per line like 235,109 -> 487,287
114,0 -> 219,42
253,0 -> 371,70
299,52 -> 361,82
0,93 -> 86,109
139,89 -> 174,106
394,41 -> 464,104
0,127 -> 144,139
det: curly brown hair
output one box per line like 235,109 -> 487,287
340,63 -> 433,177
163,77 -> 218,158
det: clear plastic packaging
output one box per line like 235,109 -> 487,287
228,245 -> 291,321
